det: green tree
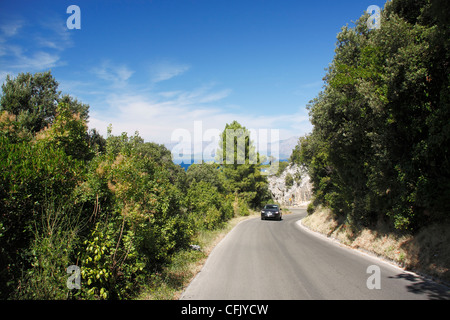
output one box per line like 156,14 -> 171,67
285,173 -> 294,189
74,130 -> 191,298
303,0 -> 449,231
185,180 -> 233,230
0,71 -> 89,134
0,135 -> 84,298
186,162 -> 224,192
35,102 -> 91,161
215,121 -> 271,208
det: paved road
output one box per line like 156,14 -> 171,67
181,209 -> 449,300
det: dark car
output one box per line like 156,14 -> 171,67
261,204 -> 282,221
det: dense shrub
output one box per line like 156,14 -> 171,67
0,71 -> 273,299
295,0 -> 450,231
0,134 -> 84,298
73,131 -> 193,298
185,181 -> 234,231
285,173 -> 294,188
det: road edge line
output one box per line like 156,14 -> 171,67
294,216 -> 449,287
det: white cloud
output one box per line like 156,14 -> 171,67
93,61 -> 134,88
13,51 -> 62,70
0,17 -> 72,82
36,18 -> 73,51
88,83 -> 312,152
0,19 -> 23,39
150,61 -> 190,83
0,44 -> 62,74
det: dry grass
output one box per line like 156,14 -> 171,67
402,224 -> 450,282
302,206 -> 450,283
302,206 -> 340,238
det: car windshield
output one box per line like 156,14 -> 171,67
264,205 -> 278,210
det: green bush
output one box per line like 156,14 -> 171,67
11,200 -> 81,299
285,173 -> 294,188
73,131 -> 192,298
236,197 -> 250,216
307,202 -> 316,216
80,223 -> 116,300
0,135 -> 84,298
186,181 -> 228,231
0,71 -> 275,299
300,0 -> 450,231
276,161 -> 289,177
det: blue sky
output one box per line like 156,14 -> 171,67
0,0 -> 387,146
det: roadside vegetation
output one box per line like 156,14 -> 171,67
139,211 -> 260,300
293,0 -> 449,281
2,0 -> 448,299
0,72 -> 271,299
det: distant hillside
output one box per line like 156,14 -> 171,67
275,136 -> 299,160
166,136 -> 299,164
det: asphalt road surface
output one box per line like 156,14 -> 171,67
181,209 -> 449,300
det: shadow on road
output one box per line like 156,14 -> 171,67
388,273 -> 450,300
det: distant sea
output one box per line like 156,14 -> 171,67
174,159 -> 288,171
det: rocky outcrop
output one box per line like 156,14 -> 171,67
268,164 -> 312,206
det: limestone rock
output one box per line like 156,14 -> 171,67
267,164 -> 312,206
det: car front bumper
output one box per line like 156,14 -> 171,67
261,212 -> 281,220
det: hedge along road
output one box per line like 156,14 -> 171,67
180,209 -> 450,300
